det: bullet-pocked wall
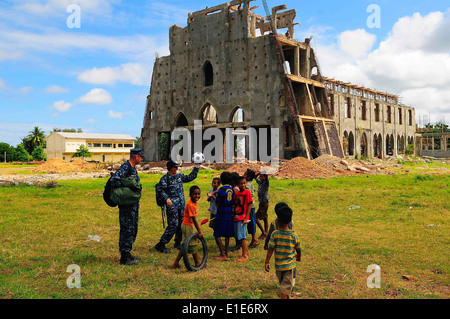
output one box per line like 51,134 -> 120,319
141,2 -> 288,162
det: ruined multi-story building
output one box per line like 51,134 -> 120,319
141,0 -> 415,162
323,78 -> 416,158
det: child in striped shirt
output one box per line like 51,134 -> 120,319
264,205 -> 301,299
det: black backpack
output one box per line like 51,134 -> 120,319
103,172 -> 118,207
155,173 -> 171,207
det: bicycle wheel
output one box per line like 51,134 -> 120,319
182,233 -> 208,272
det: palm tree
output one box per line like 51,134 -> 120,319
27,126 -> 46,150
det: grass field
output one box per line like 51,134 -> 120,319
0,168 -> 449,299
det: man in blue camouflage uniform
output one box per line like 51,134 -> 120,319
110,148 -> 144,265
154,160 -> 199,253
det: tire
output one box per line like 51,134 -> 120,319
182,233 -> 208,272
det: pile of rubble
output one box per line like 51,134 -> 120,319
33,158 -> 98,174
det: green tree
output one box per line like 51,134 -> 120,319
72,145 -> 92,161
135,137 -> 141,148
31,146 -> 47,161
14,144 -> 31,162
0,143 -> 16,162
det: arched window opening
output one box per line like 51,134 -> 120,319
348,132 -> 355,156
361,132 -> 368,157
175,112 -> 189,127
343,131 -> 349,156
201,103 -> 217,125
204,61 -> 213,87
231,107 -> 245,123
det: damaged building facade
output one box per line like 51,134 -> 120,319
141,0 -> 415,162
323,78 -> 416,158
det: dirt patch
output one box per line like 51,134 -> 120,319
273,156 -> 355,179
33,158 -> 98,174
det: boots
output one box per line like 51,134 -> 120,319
120,252 -> 138,266
130,254 -> 141,261
154,241 -> 171,253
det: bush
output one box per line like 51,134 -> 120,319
32,146 -> 47,161
406,144 -> 415,156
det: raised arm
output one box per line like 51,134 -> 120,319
181,167 -> 199,183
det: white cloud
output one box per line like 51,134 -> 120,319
0,29 -> 166,63
0,121 -> 60,146
16,0 -> 115,17
84,118 -> 97,123
339,29 -> 376,60
19,86 -> 33,95
108,110 -> 124,119
44,85 -> 69,93
0,77 -> 5,89
78,63 -> 150,86
50,100 -> 74,112
0,49 -> 22,61
315,11 -> 450,123
78,88 -> 112,105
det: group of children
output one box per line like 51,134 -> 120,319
172,169 -> 302,299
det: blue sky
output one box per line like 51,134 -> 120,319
0,0 -> 449,146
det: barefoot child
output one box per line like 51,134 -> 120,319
244,169 -> 259,248
232,176 -> 253,262
172,186 -> 203,269
229,172 -> 242,252
213,172 -> 235,261
255,171 -> 270,240
264,206 -> 301,299
207,178 -> 221,230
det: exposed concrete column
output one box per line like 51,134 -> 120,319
294,46 -> 300,77
305,47 -> 311,79
445,135 -> 448,152
419,136 -> 423,157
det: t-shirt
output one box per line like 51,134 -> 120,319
207,188 -> 218,215
233,189 -> 253,222
256,177 -> 269,203
182,199 -> 198,226
265,219 -> 293,247
268,229 -> 301,271
215,185 -> 234,221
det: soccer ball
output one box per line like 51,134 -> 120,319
192,152 -> 205,164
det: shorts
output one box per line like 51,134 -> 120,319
181,224 -> 198,253
247,207 -> 256,235
233,220 -> 248,241
209,212 -> 216,230
213,215 -> 235,238
276,268 -> 296,296
256,201 -> 269,220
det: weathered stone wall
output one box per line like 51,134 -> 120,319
328,87 -> 416,158
142,6 -> 288,161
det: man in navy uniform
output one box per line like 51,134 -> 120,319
110,148 -> 144,265
154,160 -> 199,253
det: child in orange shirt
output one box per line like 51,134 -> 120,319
172,186 -> 203,269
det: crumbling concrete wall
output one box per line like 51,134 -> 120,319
142,1 -> 295,162
324,79 -> 416,158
